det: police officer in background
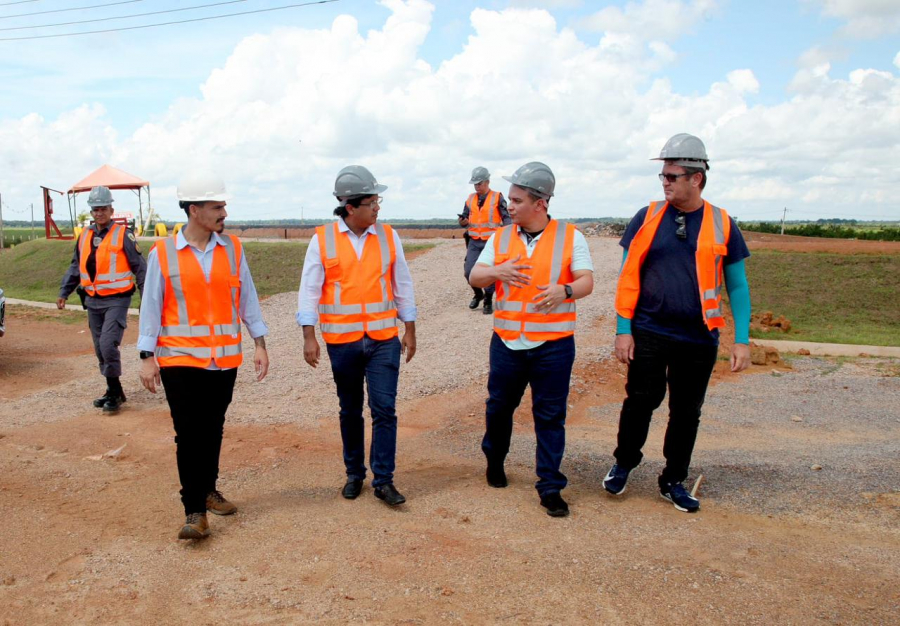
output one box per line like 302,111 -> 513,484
469,162 -> 594,517
458,167 -> 511,314
138,172 -> 269,540
298,165 -> 417,507
603,134 -> 752,513
58,185 -> 146,413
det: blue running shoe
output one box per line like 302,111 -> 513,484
660,481 -> 700,513
602,464 -> 630,495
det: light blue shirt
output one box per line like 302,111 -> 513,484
296,218 -> 417,327
476,224 -> 594,351
138,231 -> 269,361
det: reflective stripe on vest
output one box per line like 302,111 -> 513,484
155,235 -> 243,368
316,222 -> 399,344
614,200 -> 730,330
466,191 -> 502,240
492,220 -> 577,341
79,225 -> 135,297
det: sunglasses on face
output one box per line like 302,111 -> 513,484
658,172 -> 691,183
674,211 -> 687,240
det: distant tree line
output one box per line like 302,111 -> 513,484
741,222 -> 900,241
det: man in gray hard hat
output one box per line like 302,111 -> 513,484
458,166 -> 511,314
57,185 -> 146,413
469,162 -> 594,517
603,133 -> 752,513
298,165 -> 417,507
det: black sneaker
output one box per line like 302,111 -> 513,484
374,484 -> 406,506
468,295 -> 484,310
660,481 -> 700,513
539,492 -> 569,517
602,464 -> 630,495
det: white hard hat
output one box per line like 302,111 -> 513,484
176,172 -> 231,202
87,186 -> 114,207
652,133 -> 710,170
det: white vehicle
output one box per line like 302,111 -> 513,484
0,287 -> 5,337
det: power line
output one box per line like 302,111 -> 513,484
0,0 -> 38,6
0,0 -> 248,32
1,0 -> 143,21
0,0 -> 339,40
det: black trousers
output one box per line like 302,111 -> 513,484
613,328 -> 718,485
160,367 -> 238,515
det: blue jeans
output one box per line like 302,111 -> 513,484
326,336 -> 401,487
482,333 -> 575,496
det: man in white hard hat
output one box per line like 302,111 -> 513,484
137,172 -> 269,540
57,185 -> 146,413
469,162 -> 594,517
602,133 -> 752,513
457,166 -> 511,314
297,165 -> 417,507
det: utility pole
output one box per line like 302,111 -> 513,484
780,207 -> 788,235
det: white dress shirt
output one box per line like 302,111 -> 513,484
138,231 -> 269,365
296,218 -> 417,326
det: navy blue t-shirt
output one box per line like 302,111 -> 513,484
620,203 -> 750,345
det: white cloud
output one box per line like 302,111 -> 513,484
804,0 -> 900,37
2,0 -> 899,224
578,0 -> 719,41
508,0 -> 582,7
894,50 -> 900,69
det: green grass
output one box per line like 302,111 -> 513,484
0,238 -> 435,304
744,250 -> 900,346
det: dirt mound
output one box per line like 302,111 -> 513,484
751,311 -> 792,333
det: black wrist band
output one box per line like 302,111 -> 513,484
139,351 -> 154,360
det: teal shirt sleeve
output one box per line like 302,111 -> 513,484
724,259 -> 751,344
616,248 -> 632,335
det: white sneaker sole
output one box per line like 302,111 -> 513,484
660,492 -> 699,513
603,481 -> 626,496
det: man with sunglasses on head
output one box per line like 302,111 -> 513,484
297,165 -> 417,507
602,134 -> 751,513
57,185 -> 146,414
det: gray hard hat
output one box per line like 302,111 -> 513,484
333,165 -> 387,198
652,133 -> 710,170
87,186 -> 114,207
469,166 -> 490,184
502,161 -> 555,199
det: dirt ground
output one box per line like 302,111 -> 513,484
1,239 -> 898,625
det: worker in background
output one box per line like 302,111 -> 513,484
469,162 -> 594,517
603,133 -> 752,513
137,173 -> 269,540
57,185 -> 146,414
458,166 -> 511,314
297,165 -> 417,507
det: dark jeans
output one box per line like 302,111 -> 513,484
482,333 -> 575,496
160,366 -> 237,515
326,336 -> 401,488
613,328 -> 718,485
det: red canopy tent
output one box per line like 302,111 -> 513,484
66,164 -> 151,229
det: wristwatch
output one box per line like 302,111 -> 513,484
564,284 -> 574,299
139,350 -> 155,360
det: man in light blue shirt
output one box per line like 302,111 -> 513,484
138,173 -> 269,540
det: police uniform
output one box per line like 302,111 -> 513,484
59,222 -> 147,406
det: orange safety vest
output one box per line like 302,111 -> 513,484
154,235 -> 243,369
615,200 -> 731,330
466,191 -> 503,240
78,224 -> 135,297
316,222 -> 399,344
492,219 -> 577,342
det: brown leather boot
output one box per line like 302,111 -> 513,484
206,490 -> 237,516
178,512 -> 210,539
